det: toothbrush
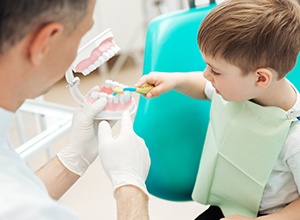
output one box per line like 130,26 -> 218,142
113,84 -> 154,95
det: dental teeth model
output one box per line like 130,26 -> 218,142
85,79 -> 136,119
65,29 -> 137,119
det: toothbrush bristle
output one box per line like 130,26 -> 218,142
113,87 -> 124,94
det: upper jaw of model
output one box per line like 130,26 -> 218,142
71,29 -> 120,76
65,29 -> 136,120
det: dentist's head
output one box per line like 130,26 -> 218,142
0,0 -> 96,111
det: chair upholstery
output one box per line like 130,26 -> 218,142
133,4 -> 215,201
287,61 -> 300,90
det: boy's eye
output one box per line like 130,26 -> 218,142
210,69 -> 220,76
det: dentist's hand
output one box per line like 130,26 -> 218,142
57,86 -> 107,176
135,71 -> 177,98
98,111 -> 151,197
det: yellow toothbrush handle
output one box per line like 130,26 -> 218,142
135,84 -> 154,94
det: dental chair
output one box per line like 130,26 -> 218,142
288,63 -> 300,90
133,1 -> 214,201
133,0 -> 300,202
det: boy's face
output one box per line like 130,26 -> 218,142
202,54 -> 259,102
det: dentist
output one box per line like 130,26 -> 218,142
0,0 -> 150,219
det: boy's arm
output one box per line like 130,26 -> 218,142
258,198 -> 300,220
173,71 -> 207,100
220,198 -> 300,220
136,71 -> 208,100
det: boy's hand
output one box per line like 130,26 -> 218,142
221,215 -> 257,220
135,72 -> 177,98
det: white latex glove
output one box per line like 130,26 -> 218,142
98,111 -> 151,197
57,86 -> 107,176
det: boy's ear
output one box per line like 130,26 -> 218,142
28,23 -> 63,65
255,68 -> 273,88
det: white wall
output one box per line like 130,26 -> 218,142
79,0 -> 186,53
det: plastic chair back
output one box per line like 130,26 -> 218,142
133,4 -> 215,201
287,58 -> 300,90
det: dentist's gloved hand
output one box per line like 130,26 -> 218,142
57,86 -> 107,176
98,111 -> 151,197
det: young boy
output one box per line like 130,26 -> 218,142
136,0 -> 300,219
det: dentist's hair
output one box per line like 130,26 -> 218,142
198,0 -> 300,79
0,0 -> 89,54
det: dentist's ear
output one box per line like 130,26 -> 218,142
28,23 -> 63,65
255,68 -> 273,89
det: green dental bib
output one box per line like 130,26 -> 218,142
192,93 -> 295,217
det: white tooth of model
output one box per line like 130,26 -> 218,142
124,91 -> 130,102
104,79 -> 112,88
94,60 -> 100,68
119,94 -> 125,104
113,95 -> 118,104
111,46 -> 119,53
111,81 -> 119,89
83,69 -> 89,75
99,92 -> 108,98
107,49 -> 115,56
90,91 -> 99,99
88,64 -> 96,72
107,95 -> 113,102
98,56 -> 104,65
103,52 -> 110,61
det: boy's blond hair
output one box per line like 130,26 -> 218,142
198,0 -> 300,79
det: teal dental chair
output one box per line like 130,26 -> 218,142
133,0 -> 300,202
133,1 -> 214,201
288,61 -> 300,89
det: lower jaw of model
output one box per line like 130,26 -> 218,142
86,79 -> 136,120
65,29 -> 136,120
